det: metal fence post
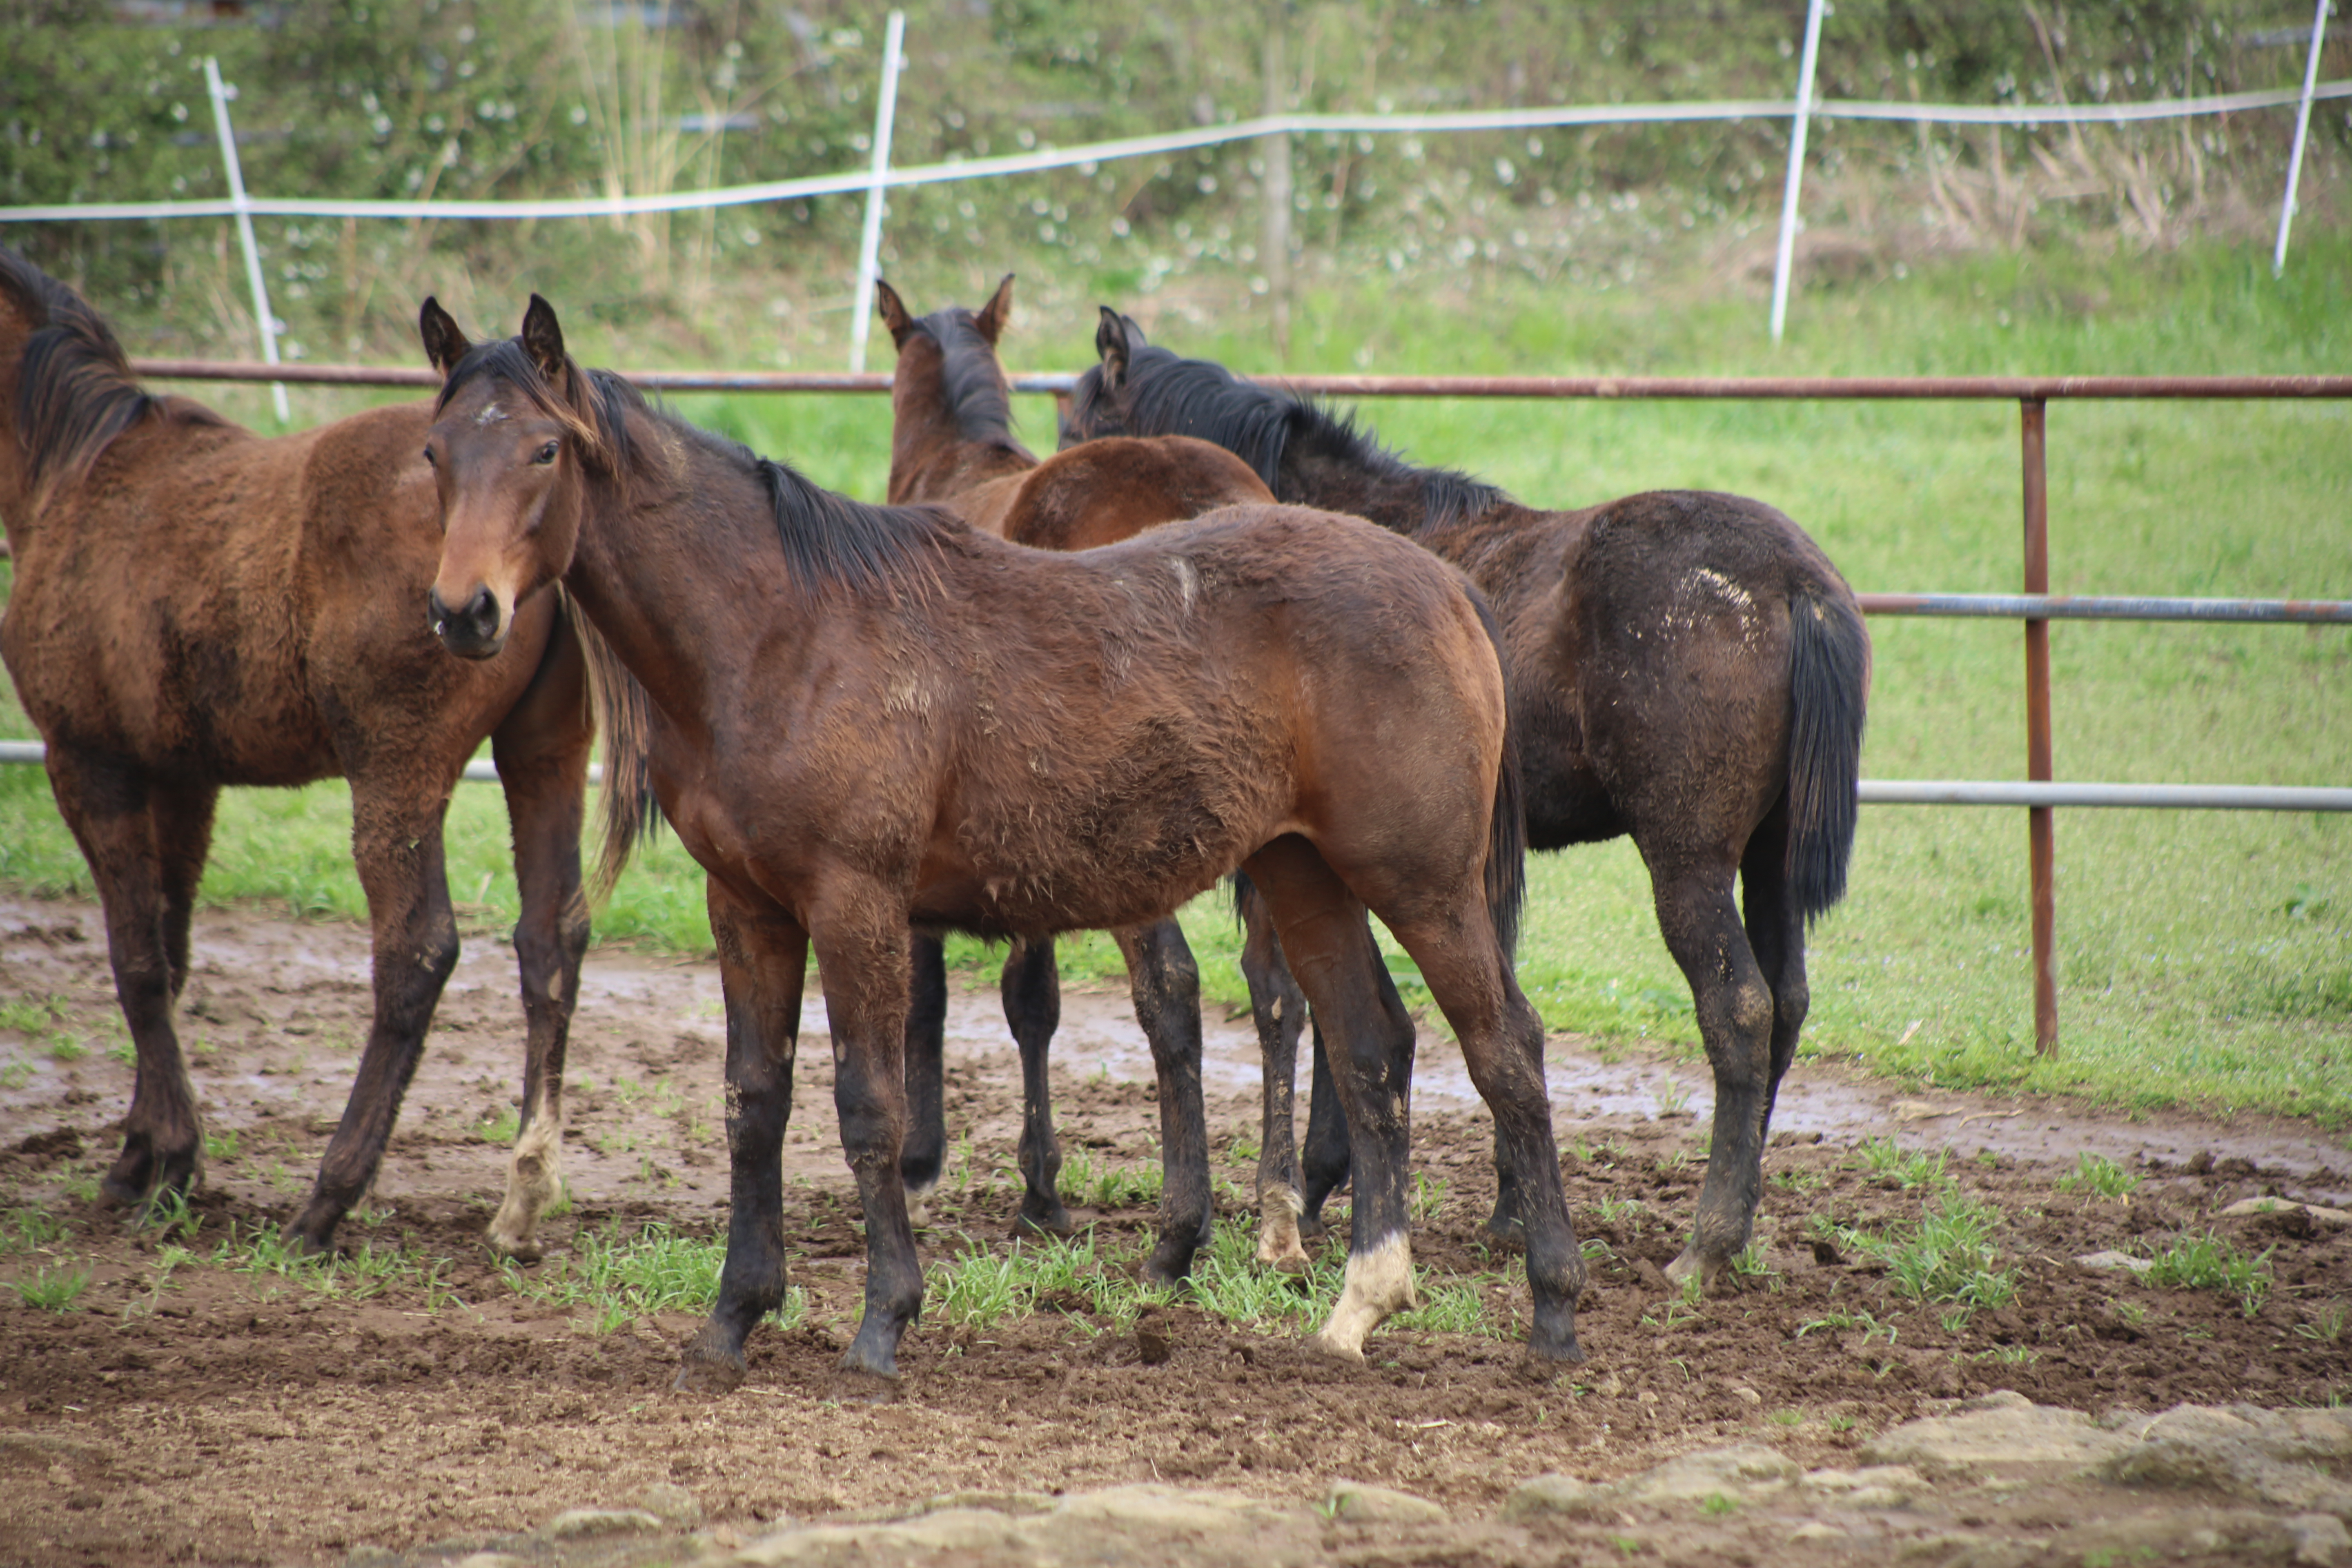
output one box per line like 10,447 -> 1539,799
1768,0 -> 1829,345
2021,397 -> 2058,1054
2274,0 -> 2334,277
847,10 -> 907,375
203,57 -> 288,424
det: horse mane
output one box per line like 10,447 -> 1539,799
433,338 -> 648,493
0,245 -> 225,504
1083,343 -> 1501,531
916,306 -> 1030,454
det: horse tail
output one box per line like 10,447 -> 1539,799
1784,584 -> 1871,922
1469,588 -> 1528,961
572,597 -> 663,902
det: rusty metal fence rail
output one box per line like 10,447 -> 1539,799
5,361 -> 2346,1054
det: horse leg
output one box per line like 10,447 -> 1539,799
900,931 -> 950,1224
1387,906 -> 1586,1363
1241,837 -> 1418,1361
284,786 -> 460,1252
1647,849 -> 1777,1294
1001,936 -> 1074,1238
810,895 -> 925,1380
1742,801 -> 1809,1161
1297,1020 -> 1351,1242
48,753 -> 211,1209
485,623 -> 593,1259
677,880 -> 806,1393
1113,920 -> 1212,1284
1238,878 -> 1311,1270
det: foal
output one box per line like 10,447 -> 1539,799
0,245 -> 591,1256
418,295 -> 1583,1383
1063,311 -> 1871,1293
875,274 -> 1279,1254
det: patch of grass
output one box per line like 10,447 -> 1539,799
1772,1166 -> 1828,1195
1409,1172 -> 1448,1223
1841,1191 -> 2019,1312
1056,1144 -> 1162,1209
1851,1137 -> 1953,1191
8,1263 -> 91,1312
1592,1194 -> 1645,1225
2,1207 -> 67,1254
1392,1272 -> 1500,1337
2295,1303 -> 2348,1344
1698,1492 -> 1738,1518
2141,1230 -> 2273,1318
2057,1152 -> 2141,1198
203,1128 -> 242,1164
477,1106 -> 521,1147
501,1220 -> 802,1332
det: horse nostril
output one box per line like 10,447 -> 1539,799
463,588 -> 499,638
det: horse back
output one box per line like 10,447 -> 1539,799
999,437 -> 1274,552
890,505 -> 1503,936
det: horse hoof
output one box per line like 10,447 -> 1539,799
1013,1206 -> 1076,1241
1305,1329 -> 1367,1365
674,1353 -> 746,1395
837,1339 -> 902,1382
487,1234 -> 544,1265
1483,1214 -> 1528,1252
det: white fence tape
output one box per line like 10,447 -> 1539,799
5,82 -> 2345,226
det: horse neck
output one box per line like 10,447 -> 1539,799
887,408 -> 1033,505
1276,444 -> 1449,538
560,438 -> 796,742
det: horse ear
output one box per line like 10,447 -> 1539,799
1094,306 -> 1132,390
519,294 -> 568,381
874,279 -> 915,348
974,274 -> 1015,345
419,297 -> 471,379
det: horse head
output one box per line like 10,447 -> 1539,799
876,274 -> 1023,503
1058,307 -> 1154,446
419,294 -> 599,660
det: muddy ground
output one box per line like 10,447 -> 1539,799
1,891 -> 2349,1568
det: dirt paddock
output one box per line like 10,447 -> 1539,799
2,892 -> 2349,1567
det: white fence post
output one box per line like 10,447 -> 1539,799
2274,0 -> 2333,277
1769,0 -> 1829,345
203,57 -> 288,423
848,10 -> 907,374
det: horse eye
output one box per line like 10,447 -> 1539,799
533,441 -> 560,465
421,446 -> 437,468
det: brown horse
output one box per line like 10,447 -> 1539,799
417,294 -> 1581,1383
1063,313 -> 1871,1293
873,274 -> 1285,1254
0,245 -> 593,1257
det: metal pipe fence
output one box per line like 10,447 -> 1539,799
5,359 -> 2347,1055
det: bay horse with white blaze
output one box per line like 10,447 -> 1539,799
417,294 -> 1582,1383
875,274 -> 1283,1256
0,244 -> 592,1257
1062,312 -> 1871,1293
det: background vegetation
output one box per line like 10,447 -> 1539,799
0,2 -> 2345,1128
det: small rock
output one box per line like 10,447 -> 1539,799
2220,1197 -> 2352,1228
1616,1445 -> 1798,1504
1730,1385 -> 1762,1406
2289,1512 -> 2352,1566
1863,1395 -> 2134,1472
1501,1473 -> 1610,1523
637,1481 -> 704,1527
343,1550 -> 400,1568
1788,1521 -> 1846,1541
2074,1250 -> 2153,1274
1325,1479 -> 1447,1526
543,1507 -> 666,1540
451,1555 -> 531,1568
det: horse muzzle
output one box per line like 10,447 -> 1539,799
427,584 -> 508,660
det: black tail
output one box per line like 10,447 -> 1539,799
1469,589 -> 1528,960
1784,587 -> 1871,921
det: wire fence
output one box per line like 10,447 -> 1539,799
0,0 -> 2342,381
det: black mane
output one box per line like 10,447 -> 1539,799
1076,340 -> 1501,530
0,243 -> 222,498
916,305 -> 1027,452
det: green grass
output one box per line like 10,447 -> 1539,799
1851,1137 -> 1954,1191
1825,1191 -> 2020,1316
7,1264 -> 91,1312
0,236 -> 2345,1125
2141,1229 -> 2273,1318
500,1219 -> 803,1333
2057,1152 -> 2142,1199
